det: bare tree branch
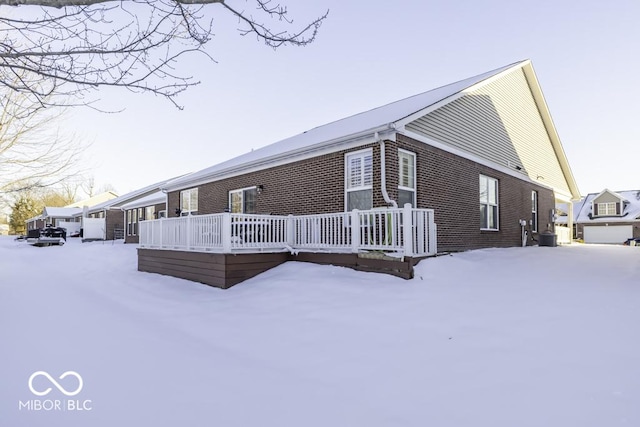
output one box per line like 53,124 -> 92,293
0,0 -> 328,110
0,85 -> 87,196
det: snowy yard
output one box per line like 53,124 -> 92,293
1,236 -> 639,427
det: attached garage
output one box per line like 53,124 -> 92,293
583,225 -> 633,244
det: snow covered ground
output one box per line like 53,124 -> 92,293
1,236 -> 639,427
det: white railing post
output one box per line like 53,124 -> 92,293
402,203 -> 414,257
186,214 -> 192,250
159,217 -> 163,248
429,213 -> 437,255
286,214 -> 295,247
222,212 -> 231,253
350,209 -> 360,253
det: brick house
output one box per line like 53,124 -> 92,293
25,191 -> 119,234
161,60 -> 579,251
569,189 -> 640,243
139,59 -> 580,287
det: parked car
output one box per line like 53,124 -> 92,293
623,237 -> 640,246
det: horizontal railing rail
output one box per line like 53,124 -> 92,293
139,205 -> 437,257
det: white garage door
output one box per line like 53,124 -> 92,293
583,225 -> 633,244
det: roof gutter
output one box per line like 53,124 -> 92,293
162,124 -> 398,192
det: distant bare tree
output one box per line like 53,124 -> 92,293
80,176 -> 96,198
40,187 -> 76,206
59,181 -> 81,203
0,0 -> 328,111
0,86 -> 84,196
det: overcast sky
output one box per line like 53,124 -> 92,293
65,0 -> 640,198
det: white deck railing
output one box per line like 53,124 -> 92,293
139,205 -> 437,257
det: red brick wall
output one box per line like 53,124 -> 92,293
168,143 -> 386,217
106,209 -> 124,241
395,134 -> 555,251
168,136 -> 556,251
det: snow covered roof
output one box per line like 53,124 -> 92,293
163,61 -> 529,191
120,191 -> 166,210
65,191 -> 119,208
43,207 -> 82,218
84,182 -> 167,214
26,215 -> 43,223
80,174 -> 187,215
574,190 -> 640,223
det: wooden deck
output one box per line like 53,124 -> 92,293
137,206 -> 437,288
138,249 -> 423,289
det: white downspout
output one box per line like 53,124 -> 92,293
376,132 -> 397,208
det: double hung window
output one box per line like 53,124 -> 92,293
398,149 -> 416,207
180,188 -> 198,215
345,149 -> 373,211
480,175 -> 499,230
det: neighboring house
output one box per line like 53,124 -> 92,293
572,189 -> 640,244
25,192 -> 119,234
42,207 -> 83,234
138,59 -> 580,287
74,182 -> 169,241
120,191 -> 167,244
27,207 -> 82,229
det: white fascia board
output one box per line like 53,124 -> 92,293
581,217 -> 640,224
401,129 -> 557,192
163,127 -> 398,192
553,192 -> 575,203
520,63 -> 581,200
120,198 -> 166,211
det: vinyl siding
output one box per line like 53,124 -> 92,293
406,68 -> 571,197
593,192 -> 620,204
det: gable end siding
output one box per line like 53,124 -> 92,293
593,192 -> 620,204
406,68 -> 571,197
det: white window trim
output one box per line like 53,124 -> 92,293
180,188 -> 198,215
126,210 -> 133,236
480,175 -> 499,231
596,202 -> 617,216
398,148 -> 416,206
344,148 -> 373,211
229,186 -> 257,213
